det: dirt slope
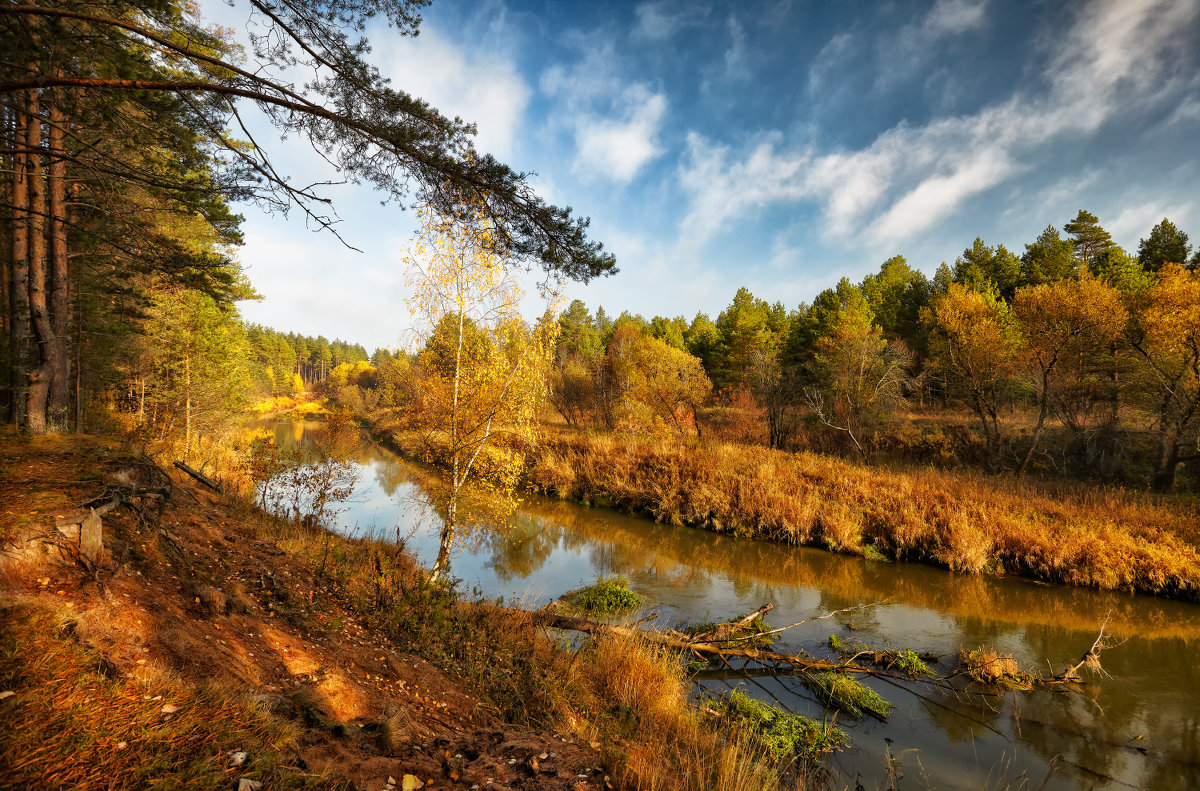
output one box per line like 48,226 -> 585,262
0,431 -> 605,791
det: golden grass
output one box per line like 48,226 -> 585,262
585,635 -> 787,791
958,647 -> 1031,687
0,605 -> 338,791
247,510 -> 798,790
522,428 -> 1200,600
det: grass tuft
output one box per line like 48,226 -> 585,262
959,647 -> 1033,688
563,576 -> 644,615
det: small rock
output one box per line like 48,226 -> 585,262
402,775 -> 424,790
237,780 -> 262,791
228,751 -> 248,767
160,704 -> 179,715
115,741 -> 128,750
387,778 -> 396,785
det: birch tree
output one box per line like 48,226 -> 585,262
402,202 -> 558,581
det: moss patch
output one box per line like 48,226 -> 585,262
804,672 -> 892,719
711,688 -> 845,762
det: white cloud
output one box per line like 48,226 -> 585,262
632,1 -> 707,40
1108,200 -> 1197,245
542,44 -> 669,184
723,16 -> 750,81
574,87 -> 669,183
922,0 -> 988,36
806,32 -> 854,95
1165,97 -> 1200,127
371,25 -> 530,160
873,0 -> 988,94
678,0 -> 1200,251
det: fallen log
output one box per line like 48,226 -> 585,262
174,461 -> 222,493
533,610 -> 854,673
686,603 -> 774,643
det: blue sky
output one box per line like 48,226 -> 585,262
201,0 -> 1200,351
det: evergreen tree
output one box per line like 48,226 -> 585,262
1064,209 -> 1113,269
1020,225 -> 1078,286
952,238 -> 1021,298
1137,218 -> 1193,273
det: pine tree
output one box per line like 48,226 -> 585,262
1137,218 -> 1192,273
1064,210 -> 1114,269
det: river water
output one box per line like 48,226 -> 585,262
267,420 -> 1200,790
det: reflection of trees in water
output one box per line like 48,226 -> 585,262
373,457 -> 422,498
487,515 -> 563,581
950,614 -> 1022,651
1139,716 -> 1200,790
917,687 -> 1008,745
519,494 -> 1200,642
1018,687 -> 1136,786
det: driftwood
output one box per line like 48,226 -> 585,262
533,610 -> 856,674
174,460 -> 222,492
684,603 -> 774,643
1052,616 -> 1126,682
534,604 -> 1112,695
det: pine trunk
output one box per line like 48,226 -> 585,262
8,93 -> 32,428
47,94 -> 70,429
25,89 -> 50,435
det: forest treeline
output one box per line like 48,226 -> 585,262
2,3 -> 1198,496
335,210 -> 1200,493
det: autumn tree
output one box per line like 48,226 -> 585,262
1011,275 -> 1126,474
402,201 -> 557,581
1,0 -> 613,435
923,284 -> 1023,463
805,286 -> 910,458
1126,264 -> 1200,491
626,330 -> 711,436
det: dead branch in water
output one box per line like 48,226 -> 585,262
534,610 -> 868,675
683,603 -> 774,643
1053,616 -> 1127,682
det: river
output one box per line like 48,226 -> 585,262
265,419 -> 1200,790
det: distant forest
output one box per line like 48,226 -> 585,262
322,210 -> 1200,492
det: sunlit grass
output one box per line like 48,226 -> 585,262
523,427 -> 1200,600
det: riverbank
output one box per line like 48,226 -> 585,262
0,431 -> 803,791
369,418 -> 1200,601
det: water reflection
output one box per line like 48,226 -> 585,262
272,420 -> 1200,791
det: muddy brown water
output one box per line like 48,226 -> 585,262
267,420 -> 1200,790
